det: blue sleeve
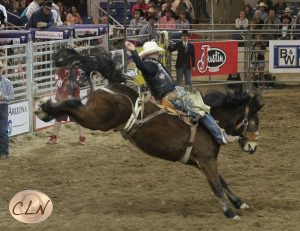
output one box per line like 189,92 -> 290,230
131,50 -> 157,75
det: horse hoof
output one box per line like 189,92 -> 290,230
224,209 -> 240,220
240,203 -> 249,209
232,215 -> 241,220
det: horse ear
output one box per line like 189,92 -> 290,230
252,94 -> 265,111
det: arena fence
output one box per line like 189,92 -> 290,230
3,27 -> 300,137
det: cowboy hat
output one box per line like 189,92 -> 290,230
258,2 -> 267,7
284,7 -> 291,13
181,30 -> 189,36
44,0 -> 53,10
139,41 -> 165,57
0,61 -> 4,68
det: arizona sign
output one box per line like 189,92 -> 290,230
192,41 -> 238,76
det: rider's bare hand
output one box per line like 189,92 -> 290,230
125,41 -> 136,52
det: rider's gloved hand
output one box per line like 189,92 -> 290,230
140,85 -> 148,93
56,79 -> 64,88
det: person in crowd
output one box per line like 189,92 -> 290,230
244,3 -> 254,21
175,10 -> 190,30
47,65 -> 86,145
130,8 -> 147,35
263,9 -> 281,41
168,30 -> 195,86
131,0 -> 150,17
138,14 -> 159,45
161,0 -> 176,14
256,2 -> 268,22
147,5 -> 159,19
279,15 -> 292,39
0,1 -> 7,28
11,0 -> 26,14
124,40 -> 239,144
26,0 -> 44,22
250,33 -> 266,88
280,7 -> 292,24
56,0 -> 67,23
293,11 -> 300,39
250,10 -> 264,30
257,0 -> 273,13
65,5 -> 83,25
25,0 -> 54,29
274,0 -> 287,18
235,10 -> 249,30
159,7 -> 176,29
0,61 -> 14,159
52,2 -> 63,26
174,0 -> 194,23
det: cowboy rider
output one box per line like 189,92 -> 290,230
125,40 -> 239,144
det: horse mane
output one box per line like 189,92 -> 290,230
203,90 -> 251,109
52,47 -> 126,84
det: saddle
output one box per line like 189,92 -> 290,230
122,91 -> 197,164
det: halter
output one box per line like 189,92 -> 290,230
235,105 -> 259,141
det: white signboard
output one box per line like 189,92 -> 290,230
35,31 -> 64,40
8,101 -> 30,137
269,40 -> 300,73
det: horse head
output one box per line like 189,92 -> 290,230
237,93 -> 264,154
204,90 -> 264,154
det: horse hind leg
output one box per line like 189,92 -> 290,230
219,175 -> 249,209
194,158 -> 241,220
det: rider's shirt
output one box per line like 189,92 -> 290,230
55,67 -> 81,102
131,50 -> 175,100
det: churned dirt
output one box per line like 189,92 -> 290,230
0,87 -> 299,231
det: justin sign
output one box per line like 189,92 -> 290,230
192,41 -> 238,76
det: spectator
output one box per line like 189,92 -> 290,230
250,33 -> 266,88
263,9 -> 281,40
47,66 -> 86,145
256,2 -> 268,22
0,2 -> 7,27
176,10 -> 190,30
280,7 -> 292,24
0,61 -> 15,159
26,0 -> 44,22
131,0 -> 150,17
161,0 -> 176,14
174,0 -> 194,23
250,10 -> 264,30
293,11 -> 300,39
244,4 -> 254,21
130,8 -> 147,35
56,1 -> 67,23
168,30 -> 195,86
147,6 -> 159,19
65,6 -> 83,25
138,14 -> 159,45
235,10 -> 249,30
257,0 -> 273,13
159,7 -> 176,29
25,0 -> 54,29
279,15 -> 292,39
274,0 -> 287,18
52,2 -> 63,26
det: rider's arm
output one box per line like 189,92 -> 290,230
131,50 -> 157,75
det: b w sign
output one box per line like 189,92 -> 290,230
269,41 -> 300,73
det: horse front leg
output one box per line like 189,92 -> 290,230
195,158 -> 240,220
219,175 -> 249,209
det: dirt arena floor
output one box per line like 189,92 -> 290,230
0,87 -> 299,231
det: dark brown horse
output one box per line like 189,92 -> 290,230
35,48 -> 264,220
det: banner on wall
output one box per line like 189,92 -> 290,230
269,40 -> 300,73
8,101 -> 30,137
192,41 -> 238,76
